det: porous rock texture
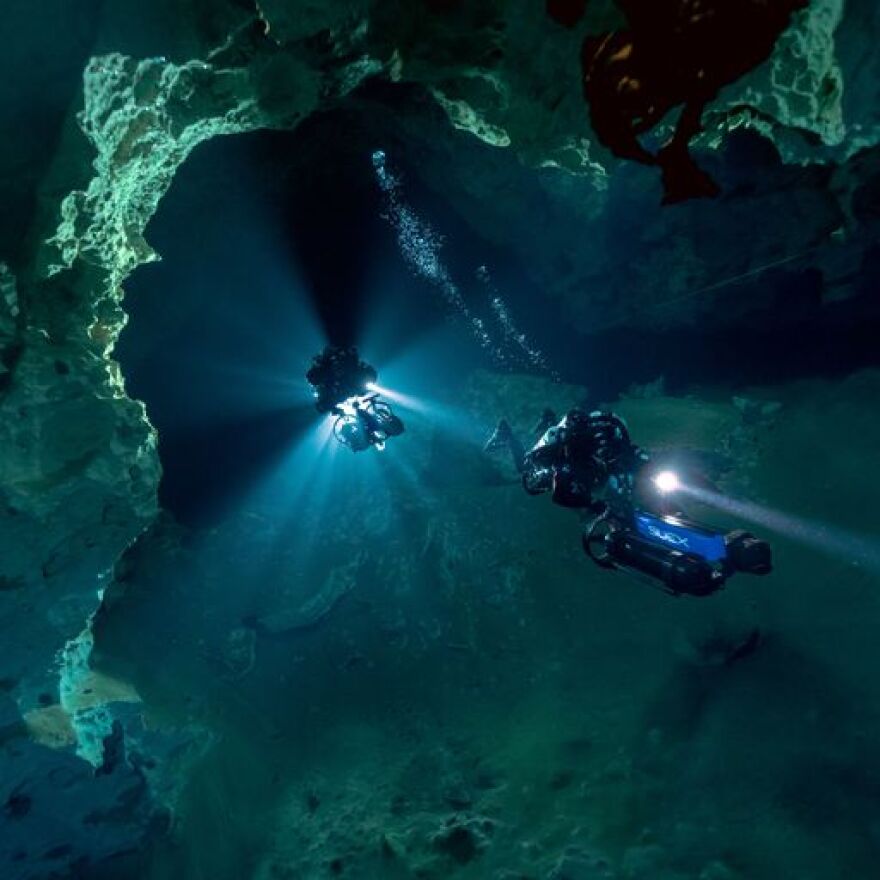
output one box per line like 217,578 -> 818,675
2,0 -> 880,875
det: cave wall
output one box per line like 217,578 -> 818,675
3,0 -> 878,765
1,0 -> 880,874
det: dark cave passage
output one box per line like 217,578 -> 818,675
115,118 -> 470,525
585,260 -> 880,396
115,102 -> 880,526
115,110 -> 557,525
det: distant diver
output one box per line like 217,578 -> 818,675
331,392 -> 405,453
306,346 -> 405,452
485,408 -> 772,596
306,345 -> 377,414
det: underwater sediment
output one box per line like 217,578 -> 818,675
2,1 -> 880,878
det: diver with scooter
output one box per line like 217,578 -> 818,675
331,392 -> 404,453
306,346 -> 405,452
485,408 -> 772,596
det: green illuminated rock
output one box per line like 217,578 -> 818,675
2,1 -> 880,876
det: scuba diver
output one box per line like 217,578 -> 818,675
485,408 -> 772,596
306,345 -> 378,414
306,345 -> 405,452
486,408 -> 649,511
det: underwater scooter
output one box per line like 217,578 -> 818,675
331,392 -> 405,452
582,471 -> 772,597
306,345 -> 405,452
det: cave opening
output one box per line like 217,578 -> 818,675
113,92 -> 604,528
115,92 -> 880,528
114,110 -> 494,525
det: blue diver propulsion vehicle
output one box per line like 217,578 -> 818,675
583,472 -> 773,597
306,345 -> 405,452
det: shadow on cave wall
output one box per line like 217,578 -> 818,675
590,256 -> 880,395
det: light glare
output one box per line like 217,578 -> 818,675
654,470 -> 681,494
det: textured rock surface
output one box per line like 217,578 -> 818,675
80,366 -> 880,878
2,0 -> 372,717
0,735 -> 157,880
1,1 -> 880,876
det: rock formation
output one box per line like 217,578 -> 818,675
2,1 -> 880,876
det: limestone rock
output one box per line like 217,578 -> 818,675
431,815 -> 495,865
256,553 -> 364,635
0,737 -> 158,879
1,2 -> 880,877
548,847 -> 614,880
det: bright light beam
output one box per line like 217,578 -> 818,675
681,484 -> 880,574
366,382 -> 427,414
361,343 -> 486,448
653,470 -> 681,494
364,371 -> 483,448
376,393 -> 481,449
